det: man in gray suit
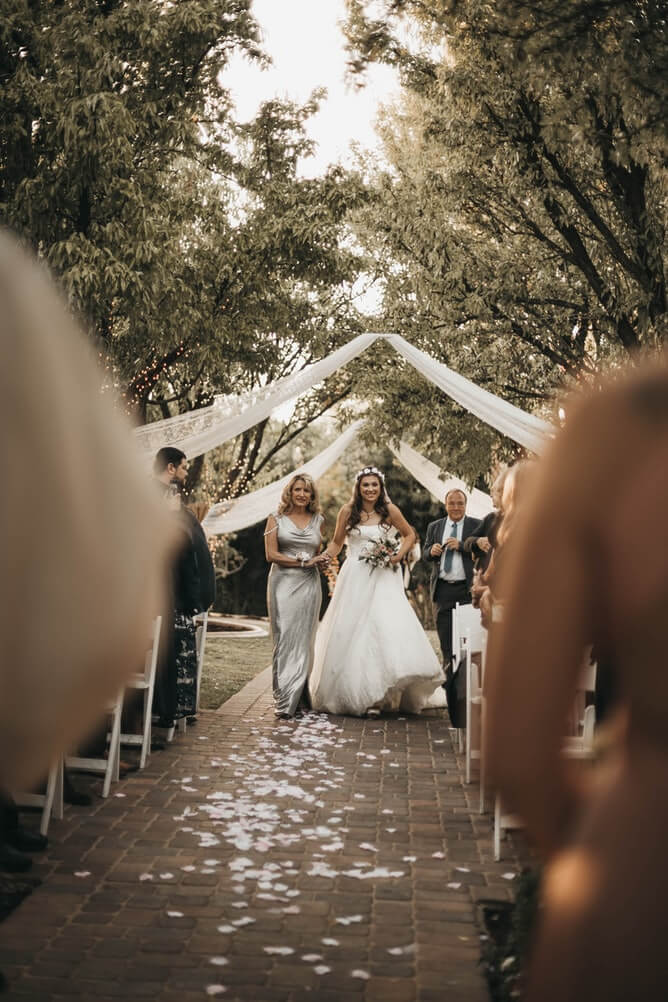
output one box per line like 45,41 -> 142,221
423,489 -> 480,678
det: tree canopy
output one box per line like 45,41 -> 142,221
2,0 -> 665,501
343,0 -> 667,482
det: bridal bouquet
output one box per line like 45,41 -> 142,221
358,532 -> 400,573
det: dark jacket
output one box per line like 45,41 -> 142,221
462,510 -> 500,574
423,515 -> 481,599
184,508 -> 216,612
172,519 -> 200,615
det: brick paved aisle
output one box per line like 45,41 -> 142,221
1,669 -> 528,1002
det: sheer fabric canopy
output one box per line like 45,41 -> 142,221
202,421 -> 364,536
385,335 -> 551,453
134,333 -> 378,459
202,421 -> 492,536
389,440 -> 493,520
134,332 -> 553,459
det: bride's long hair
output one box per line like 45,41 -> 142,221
347,467 -> 391,531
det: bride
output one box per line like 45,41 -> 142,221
309,466 -> 445,716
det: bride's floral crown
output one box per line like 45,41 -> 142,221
355,465 -> 385,482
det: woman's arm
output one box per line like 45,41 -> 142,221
325,504 -> 352,558
387,503 -> 416,564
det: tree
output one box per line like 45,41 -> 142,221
1,0 -> 262,396
342,0 -> 667,481
1,4 -> 373,498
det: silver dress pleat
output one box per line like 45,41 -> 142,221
267,513 -> 323,717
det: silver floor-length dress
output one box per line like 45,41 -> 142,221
267,512 -> 323,717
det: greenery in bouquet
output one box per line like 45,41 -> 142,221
358,532 -> 400,573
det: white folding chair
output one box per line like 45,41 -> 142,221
563,704 -> 596,759
570,654 -> 597,736
120,615 -> 162,767
15,757 -> 64,836
493,705 -> 597,859
453,603 -> 483,667
67,690 -> 123,797
493,796 -> 523,861
464,628 -> 485,784
451,605 -> 484,752
479,637 -> 488,813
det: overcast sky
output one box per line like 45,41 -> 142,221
220,0 -> 400,176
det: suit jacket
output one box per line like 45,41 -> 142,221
423,515 -> 481,600
184,508 -> 216,611
462,509 -> 500,573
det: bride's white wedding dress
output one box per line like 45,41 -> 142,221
309,524 -> 446,716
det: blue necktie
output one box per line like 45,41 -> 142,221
443,521 -> 458,573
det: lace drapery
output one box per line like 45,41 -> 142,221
134,332 -> 553,460
133,333 -> 380,459
202,421 -> 364,536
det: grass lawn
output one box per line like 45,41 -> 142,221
199,628 -> 442,710
199,634 -> 273,709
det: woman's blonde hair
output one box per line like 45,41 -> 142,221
277,473 -> 321,515
496,460 -> 535,547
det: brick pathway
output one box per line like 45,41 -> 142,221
1,669 -> 529,1001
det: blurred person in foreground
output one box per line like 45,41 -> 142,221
463,466 -> 508,576
472,461 -> 534,629
0,228 -> 173,794
485,364 -> 668,1001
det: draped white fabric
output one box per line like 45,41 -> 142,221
389,441 -> 493,520
134,331 -> 553,460
201,419 -> 493,536
385,334 -> 552,453
133,333 -> 380,458
202,421 -> 364,536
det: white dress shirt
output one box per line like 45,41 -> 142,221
439,518 -> 466,582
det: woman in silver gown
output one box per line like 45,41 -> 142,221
264,474 -> 329,718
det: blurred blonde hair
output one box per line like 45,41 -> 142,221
497,460 -> 535,547
277,473 -> 321,515
0,228 -> 173,789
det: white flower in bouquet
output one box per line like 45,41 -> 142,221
358,531 -> 400,573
